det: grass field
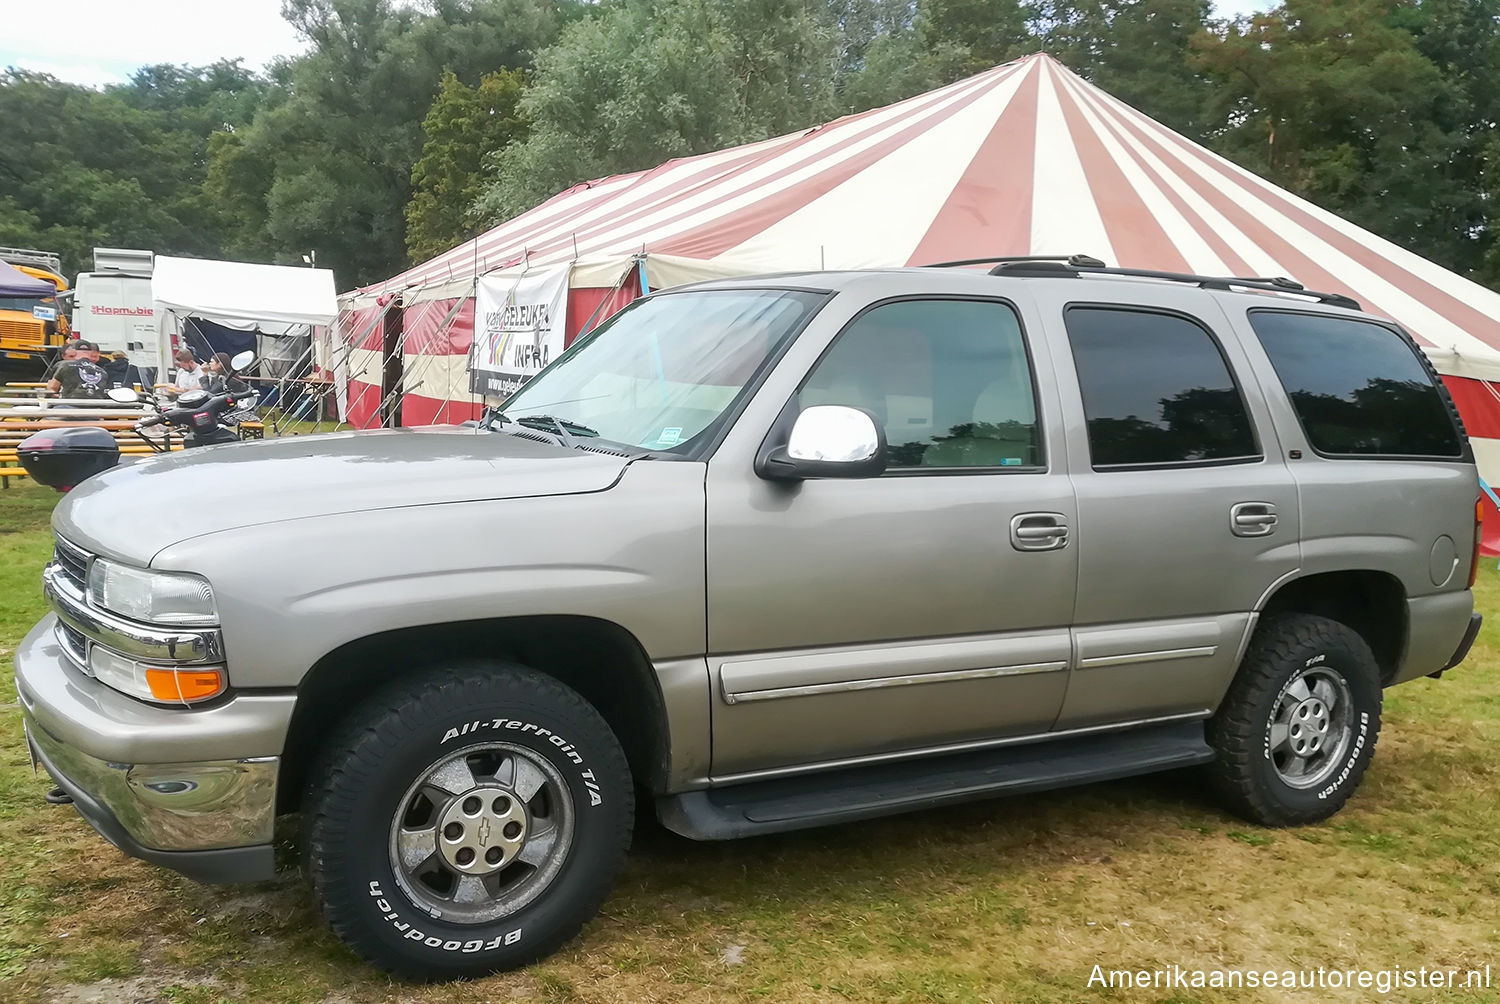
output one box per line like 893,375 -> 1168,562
2,478 -> 1498,1002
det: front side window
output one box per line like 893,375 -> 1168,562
1066,306 -> 1258,468
501,288 -> 825,452
1249,311 -> 1463,458
799,298 -> 1041,469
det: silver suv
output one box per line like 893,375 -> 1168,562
17,259 -> 1484,979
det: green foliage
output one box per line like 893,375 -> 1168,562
920,0 -> 1036,75
477,0 -> 845,223
1039,0 -> 1216,136
203,0 -> 569,285
0,62 -> 265,274
406,69 -> 529,263
1192,0 -> 1486,273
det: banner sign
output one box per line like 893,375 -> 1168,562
470,266 -> 569,397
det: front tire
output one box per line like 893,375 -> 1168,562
1208,614 -> 1382,826
304,664 -> 633,980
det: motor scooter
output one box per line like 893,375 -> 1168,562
19,350 -> 258,491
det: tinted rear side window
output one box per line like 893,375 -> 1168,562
1065,307 -> 1258,468
1249,311 -> 1462,458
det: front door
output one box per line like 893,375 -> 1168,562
705,296 -> 1079,778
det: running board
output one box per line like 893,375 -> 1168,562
657,721 -> 1215,840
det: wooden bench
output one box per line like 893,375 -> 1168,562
0,398 -> 181,485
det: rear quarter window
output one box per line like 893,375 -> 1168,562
1248,311 -> 1463,458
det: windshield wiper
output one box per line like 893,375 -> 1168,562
481,408 -> 657,457
483,409 -> 600,445
517,415 -> 599,440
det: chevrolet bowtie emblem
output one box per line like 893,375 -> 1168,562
476,818 -> 492,847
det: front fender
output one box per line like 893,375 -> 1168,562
151,462 -> 708,689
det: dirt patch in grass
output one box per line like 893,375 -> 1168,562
47,975 -> 221,1004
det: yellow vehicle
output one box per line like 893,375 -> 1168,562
0,247 -> 71,366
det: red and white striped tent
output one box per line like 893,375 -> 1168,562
338,51 -> 1500,525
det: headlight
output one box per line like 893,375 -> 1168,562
87,559 -> 217,626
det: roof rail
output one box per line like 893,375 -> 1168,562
987,260 -> 1362,310
923,254 -> 1106,269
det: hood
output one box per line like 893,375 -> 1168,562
54,426 -> 632,563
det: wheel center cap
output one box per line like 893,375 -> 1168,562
1289,697 -> 1331,753
435,785 -> 530,876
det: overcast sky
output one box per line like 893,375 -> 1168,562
1,0 -> 1275,88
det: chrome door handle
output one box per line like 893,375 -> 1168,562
1231,502 -> 1278,537
1011,513 -> 1069,551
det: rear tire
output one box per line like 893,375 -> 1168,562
1208,614 -> 1382,826
304,663 -> 633,980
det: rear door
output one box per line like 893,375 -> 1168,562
1031,285 -> 1302,729
1235,307 -> 1477,677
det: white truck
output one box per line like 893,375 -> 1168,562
72,248 -> 161,377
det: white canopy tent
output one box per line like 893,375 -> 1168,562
151,255 -> 338,377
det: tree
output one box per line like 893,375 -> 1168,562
1391,0 -> 1500,283
919,0 -> 1035,76
209,0 -> 568,285
0,67 -> 261,272
1047,0 -> 1215,137
406,69 -> 528,262
477,0 -> 854,224
1193,0 -> 1468,272
916,0 -> 1214,135
836,28 -> 968,113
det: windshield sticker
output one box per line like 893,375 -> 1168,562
1001,458 -> 1023,466
657,427 -> 683,446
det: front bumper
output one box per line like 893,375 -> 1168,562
15,615 -> 295,883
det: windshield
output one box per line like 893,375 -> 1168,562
500,288 -> 826,452
0,296 -> 45,313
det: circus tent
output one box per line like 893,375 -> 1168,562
337,51 -> 1500,517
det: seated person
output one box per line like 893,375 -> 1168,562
206,352 -> 252,395
45,340 -> 110,400
169,349 -> 208,395
100,351 -> 131,388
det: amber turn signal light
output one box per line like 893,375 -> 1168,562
144,668 -> 227,704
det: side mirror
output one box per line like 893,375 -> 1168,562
756,405 -> 887,481
107,387 -> 141,403
230,350 -> 255,371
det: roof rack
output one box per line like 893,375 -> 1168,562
0,246 -> 63,274
925,254 -> 1107,270
986,259 -> 1362,310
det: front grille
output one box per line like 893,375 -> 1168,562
55,620 -> 88,669
0,317 -> 42,346
53,535 -> 90,590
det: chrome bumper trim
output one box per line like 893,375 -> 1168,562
24,713 -> 278,851
43,562 -> 224,664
